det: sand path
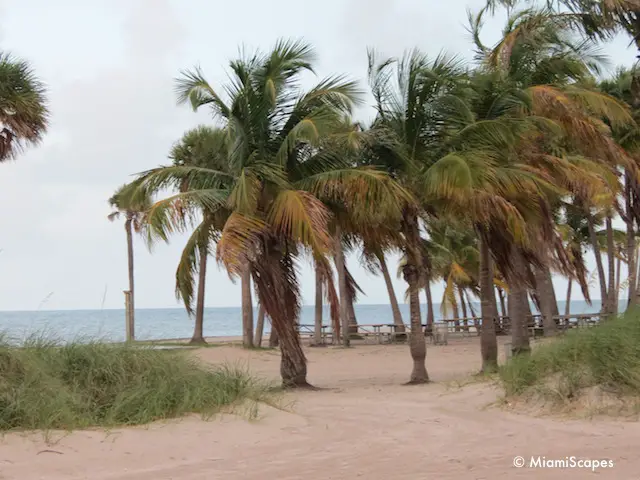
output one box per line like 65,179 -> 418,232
1,337 -> 639,479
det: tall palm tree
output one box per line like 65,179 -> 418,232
130,39 -> 407,387
366,49 -> 472,383
108,185 -> 150,341
0,53 -> 48,161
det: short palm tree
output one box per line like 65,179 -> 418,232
167,126 -> 230,344
0,52 -> 48,161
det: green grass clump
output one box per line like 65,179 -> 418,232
500,311 -> 640,403
0,336 -> 275,431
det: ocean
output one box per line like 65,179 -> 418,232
0,300 -> 614,344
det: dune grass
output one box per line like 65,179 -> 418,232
0,335 -> 276,432
500,311 -> 640,412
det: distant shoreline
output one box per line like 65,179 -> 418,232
0,299 -> 615,314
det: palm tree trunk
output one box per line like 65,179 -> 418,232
452,292 -> 461,332
565,279 -> 572,317
254,304 -> 265,347
497,287 -> 507,317
407,273 -> 427,383
478,234 -> 498,372
616,255 -> 622,308
494,286 -> 505,335
606,215 -> 618,316
241,264 -> 254,348
626,172 -> 637,309
125,217 -> 135,342
253,247 -> 308,388
544,266 -> 559,317
347,296 -> 358,334
377,252 -> 405,331
277,321 -> 307,387
459,286 -> 469,332
403,211 -> 428,384
525,293 -> 534,319
345,267 -> 359,334
534,266 -> 557,336
509,249 -> 531,356
268,319 -> 279,347
425,280 -> 434,333
587,214 -> 608,313
314,265 -> 323,346
190,244 -> 208,345
467,294 -> 477,317
334,226 -> 350,347
636,246 -> 640,292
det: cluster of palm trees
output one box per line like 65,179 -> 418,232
111,0 -> 640,387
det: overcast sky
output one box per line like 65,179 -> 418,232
0,0 -> 635,311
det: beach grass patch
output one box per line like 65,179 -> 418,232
499,311 -> 640,416
0,335 -> 276,431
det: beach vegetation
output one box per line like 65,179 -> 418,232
0,337 -> 275,431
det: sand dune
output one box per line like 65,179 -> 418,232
1,337 -> 638,479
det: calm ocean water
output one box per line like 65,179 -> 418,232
0,300 -> 614,344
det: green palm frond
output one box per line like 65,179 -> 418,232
133,165 -> 235,195
175,67 -> 231,118
227,168 -> 260,215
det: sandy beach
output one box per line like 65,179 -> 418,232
1,336 -> 639,479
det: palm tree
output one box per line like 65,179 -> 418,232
130,39 -> 407,388
167,126 -> 230,345
0,53 -> 48,161
366,49 -> 472,383
108,185 -> 150,342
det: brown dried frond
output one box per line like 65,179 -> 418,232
268,190 -> 332,255
216,212 -> 267,277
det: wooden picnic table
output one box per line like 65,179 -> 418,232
296,312 -> 606,346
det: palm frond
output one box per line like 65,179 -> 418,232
267,190 -> 332,254
0,52 -> 49,161
175,67 -> 231,118
175,217 -> 218,315
143,190 -> 228,244
216,212 -> 267,276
